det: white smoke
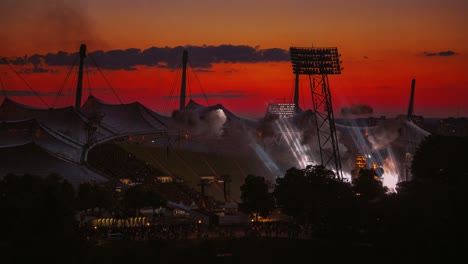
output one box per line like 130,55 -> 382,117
367,119 -> 404,150
171,108 -> 227,137
204,109 -> 227,137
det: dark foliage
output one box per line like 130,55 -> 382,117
76,182 -> 113,217
392,135 -> 466,254
274,165 -> 356,233
352,168 -> 388,201
239,174 -> 275,221
0,173 -> 85,263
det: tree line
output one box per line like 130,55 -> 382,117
237,134 -> 467,256
0,134 -> 466,262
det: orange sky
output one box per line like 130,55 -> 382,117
1,0 -> 467,118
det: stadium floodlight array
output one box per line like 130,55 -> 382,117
289,47 -> 341,75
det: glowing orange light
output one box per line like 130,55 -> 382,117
356,155 -> 367,168
258,131 -> 262,138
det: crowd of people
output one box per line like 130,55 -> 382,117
83,220 -> 311,243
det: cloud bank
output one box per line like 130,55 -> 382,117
423,50 -> 457,57
1,45 -> 291,71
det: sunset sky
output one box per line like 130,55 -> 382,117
1,0 -> 466,119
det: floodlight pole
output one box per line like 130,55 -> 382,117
199,178 -> 210,210
289,47 -> 343,180
221,174 -> 232,202
294,73 -> 299,111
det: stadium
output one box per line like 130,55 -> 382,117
0,45 -> 430,212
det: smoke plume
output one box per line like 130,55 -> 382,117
0,0 -> 107,55
367,119 -> 404,150
341,104 -> 373,116
171,108 -> 227,137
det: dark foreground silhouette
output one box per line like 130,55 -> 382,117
78,236 -> 457,264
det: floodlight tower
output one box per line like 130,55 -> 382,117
290,47 -> 343,179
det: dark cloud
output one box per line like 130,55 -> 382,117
86,87 -> 112,96
3,45 -> 290,72
19,67 -> 50,74
1,90 -> 72,97
1,57 -> 26,65
2,55 -> 52,73
0,87 -> 149,98
341,104 -> 374,116
192,68 -> 215,73
193,90 -> 253,99
88,87 -> 149,91
162,90 -> 253,99
423,50 -> 457,57
225,68 -> 238,73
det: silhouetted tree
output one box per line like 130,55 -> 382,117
239,174 -> 275,221
388,135 -> 468,256
0,173 -> 83,263
274,165 -> 356,233
273,167 -> 309,220
121,184 -> 168,218
410,135 -> 467,224
412,134 -> 467,182
352,168 -> 388,201
76,182 -> 113,217
122,184 -> 148,216
76,182 -> 95,215
348,168 -> 389,241
146,187 -> 168,216
94,184 -> 113,216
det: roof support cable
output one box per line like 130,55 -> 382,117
52,54 -> 78,108
69,65 -> 78,107
188,58 -> 209,106
187,68 -> 192,100
3,58 -> 50,108
85,60 -> 93,96
164,66 -> 181,115
88,53 -> 123,104
0,74 -> 6,98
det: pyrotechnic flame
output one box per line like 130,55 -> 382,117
382,157 -> 399,193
